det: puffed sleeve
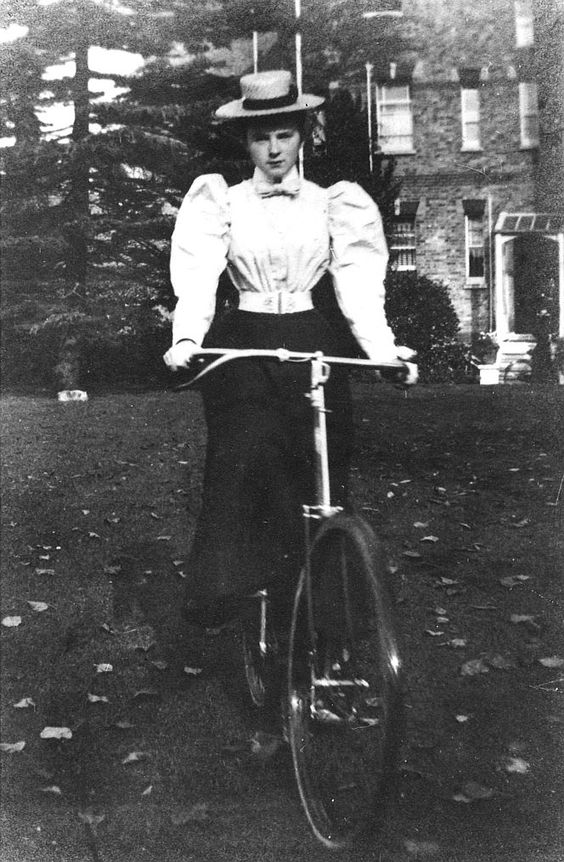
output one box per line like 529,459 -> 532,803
170,174 -> 230,346
328,182 -> 397,361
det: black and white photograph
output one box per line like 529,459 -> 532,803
1,1 -> 563,859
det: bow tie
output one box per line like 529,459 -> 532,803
255,181 -> 300,199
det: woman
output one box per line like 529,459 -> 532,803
164,70 -> 415,626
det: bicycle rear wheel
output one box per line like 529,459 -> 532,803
240,594 -> 278,709
287,513 -> 403,849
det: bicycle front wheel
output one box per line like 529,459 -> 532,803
287,513 -> 403,849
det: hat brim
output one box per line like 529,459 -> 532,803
215,93 -> 325,120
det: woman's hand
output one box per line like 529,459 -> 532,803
397,346 -> 418,386
379,345 -> 418,388
163,340 -> 199,371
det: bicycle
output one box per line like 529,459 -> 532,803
176,347 -> 407,849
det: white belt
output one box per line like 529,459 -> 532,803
238,291 -> 313,314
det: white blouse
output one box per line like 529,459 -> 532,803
170,166 -> 397,360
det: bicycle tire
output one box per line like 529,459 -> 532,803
287,513 -> 403,849
240,608 -> 278,709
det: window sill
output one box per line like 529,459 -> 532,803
520,142 -> 539,150
460,145 -> 483,152
378,149 -> 416,156
464,280 -> 487,289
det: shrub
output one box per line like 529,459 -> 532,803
384,272 -> 475,383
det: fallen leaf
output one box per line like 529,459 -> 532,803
141,785 -> 153,797
403,550 -> 422,559
500,575 -> 531,588
103,565 -> 122,576
455,714 -> 470,723
539,656 -> 564,668
40,727 -> 72,740
425,629 -> 445,637
460,658 -> 489,677
78,810 -> 106,826
104,517 -> 121,525
420,535 -> 439,543
35,568 -> 55,576
404,838 -> 440,856
87,693 -> 109,703
132,688 -> 159,699
434,606 -> 447,615
156,535 -> 172,541
387,491 -> 395,499
150,660 -> 168,671
27,601 -> 49,613
0,741 -> 26,753
508,468 -> 520,473
82,509 -> 90,515
459,522 -> 472,530
88,532 -> 101,539
413,521 -> 429,529
511,518 -> 530,528
172,560 -> 184,567
150,512 -> 161,520
113,720 -> 135,730
122,751 -> 149,765
489,654 -> 516,670
170,802 -> 209,825
510,614 -> 536,624
436,616 -> 449,624
40,785 -> 62,795
505,756 -> 530,774
2,616 -> 22,627
13,697 -> 36,709
95,663 -> 113,674
452,793 -> 472,803
183,666 -> 203,676
439,577 -> 458,586
449,638 -> 468,649
459,780 -> 494,800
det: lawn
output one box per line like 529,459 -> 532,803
1,383 -> 563,862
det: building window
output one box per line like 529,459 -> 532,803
515,0 -> 534,47
389,200 -> 419,271
461,87 -> 481,150
463,200 -> 486,283
519,81 -> 539,148
375,84 -> 414,153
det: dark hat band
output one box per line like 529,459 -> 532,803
242,84 -> 299,111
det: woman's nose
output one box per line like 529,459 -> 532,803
268,135 -> 281,155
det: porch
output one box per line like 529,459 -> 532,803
479,212 -> 564,384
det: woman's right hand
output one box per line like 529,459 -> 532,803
163,340 -> 199,371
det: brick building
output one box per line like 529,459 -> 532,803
345,0 -> 563,360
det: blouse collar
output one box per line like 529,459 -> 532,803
252,166 -> 301,198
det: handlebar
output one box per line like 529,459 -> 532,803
173,348 -> 409,390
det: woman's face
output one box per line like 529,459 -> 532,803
246,117 -> 302,183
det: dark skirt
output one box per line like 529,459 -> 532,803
187,308 -> 354,605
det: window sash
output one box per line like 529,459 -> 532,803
389,219 -> 416,271
515,0 -> 534,47
461,88 -> 481,149
376,85 -> 414,153
465,215 -> 485,280
519,81 -> 539,147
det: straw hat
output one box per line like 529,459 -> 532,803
215,70 -> 324,120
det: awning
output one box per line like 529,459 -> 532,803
495,212 -> 564,234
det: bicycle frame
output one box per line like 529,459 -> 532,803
176,348 -> 406,656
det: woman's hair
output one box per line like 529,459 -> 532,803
228,111 -> 308,143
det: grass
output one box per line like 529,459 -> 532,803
1,382 -> 563,862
